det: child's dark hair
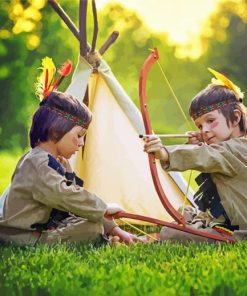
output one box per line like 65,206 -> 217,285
189,84 -> 247,133
29,91 -> 92,148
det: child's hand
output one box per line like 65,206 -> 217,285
186,131 -> 203,145
143,135 -> 169,161
105,203 -> 125,219
109,226 -> 144,244
57,156 -> 73,173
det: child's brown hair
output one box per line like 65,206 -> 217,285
29,91 -> 92,148
189,84 -> 247,133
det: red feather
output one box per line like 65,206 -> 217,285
58,60 -> 73,77
44,69 -> 49,95
52,60 -> 73,91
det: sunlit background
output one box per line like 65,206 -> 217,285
1,0 -> 247,154
97,0 -> 221,58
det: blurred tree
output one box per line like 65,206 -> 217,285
199,0 -> 247,98
0,0 -> 36,150
2,0 -> 247,151
0,0 -> 183,150
0,0 -> 79,150
97,4 -> 191,135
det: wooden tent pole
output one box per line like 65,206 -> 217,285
48,0 -> 118,56
90,0 -> 98,53
79,0 -> 88,57
48,0 -> 79,42
99,31 -> 119,55
47,0 -> 90,52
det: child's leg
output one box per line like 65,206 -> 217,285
38,218 -> 104,246
160,205 -> 231,243
0,217 -> 105,246
0,225 -> 35,246
160,225 -> 229,244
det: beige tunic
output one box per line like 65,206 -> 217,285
0,147 -> 116,245
163,137 -> 247,229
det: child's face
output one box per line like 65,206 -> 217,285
56,126 -> 87,158
194,110 -> 235,144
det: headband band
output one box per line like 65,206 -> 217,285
208,68 -> 244,100
42,105 -> 91,129
191,100 -> 238,120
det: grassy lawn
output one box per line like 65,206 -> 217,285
0,242 -> 247,296
0,151 -> 246,296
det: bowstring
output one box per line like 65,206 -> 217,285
154,54 -> 194,215
121,49 -> 193,234
118,218 -> 158,241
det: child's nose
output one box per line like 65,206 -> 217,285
78,137 -> 85,146
201,124 -> 210,133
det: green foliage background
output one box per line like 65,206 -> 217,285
1,0 -> 247,151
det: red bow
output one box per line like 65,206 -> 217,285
114,48 -> 234,243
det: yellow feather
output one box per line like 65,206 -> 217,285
208,67 -> 244,100
35,57 -> 56,100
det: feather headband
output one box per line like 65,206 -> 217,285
35,57 -> 73,100
35,57 -> 90,129
191,68 -> 244,120
208,67 -> 244,100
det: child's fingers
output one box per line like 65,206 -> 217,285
189,138 -> 200,144
144,142 -> 162,153
144,146 -> 161,153
185,131 -> 198,138
57,156 -> 66,165
142,135 -> 168,160
132,235 -> 145,243
123,234 -> 143,244
112,235 -> 120,242
143,137 -> 162,149
187,136 -> 199,144
108,236 -> 122,247
142,135 -> 160,142
185,131 -> 202,144
57,155 -> 63,162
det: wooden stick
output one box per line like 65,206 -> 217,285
48,0 -> 91,51
99,31 -> 119,55
48,0 -> 118,56
48,0 -> 80,42
90,0 -> 98,53
79,0 -> 88,57
139,134 -> 189,139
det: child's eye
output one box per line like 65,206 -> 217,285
207,119 -> 215,124
197,125 -> 202,130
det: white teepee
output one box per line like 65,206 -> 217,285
67,56 -> 194,222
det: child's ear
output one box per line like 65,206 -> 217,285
233,109 -> 242,126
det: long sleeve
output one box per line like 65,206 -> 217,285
33,159 -> 107,223
163,141 -> 241,177
103,218 -> 118,234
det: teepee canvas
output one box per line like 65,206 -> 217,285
48,0 -> 195,223
67,57 -> 194,222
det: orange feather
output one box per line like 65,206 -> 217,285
52,60 -> 73,91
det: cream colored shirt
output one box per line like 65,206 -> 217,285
1,147 -> 116,232
162,137 -> 247,228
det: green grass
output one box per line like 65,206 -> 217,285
1,151 -> 247,295
0,242 -> 247,296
